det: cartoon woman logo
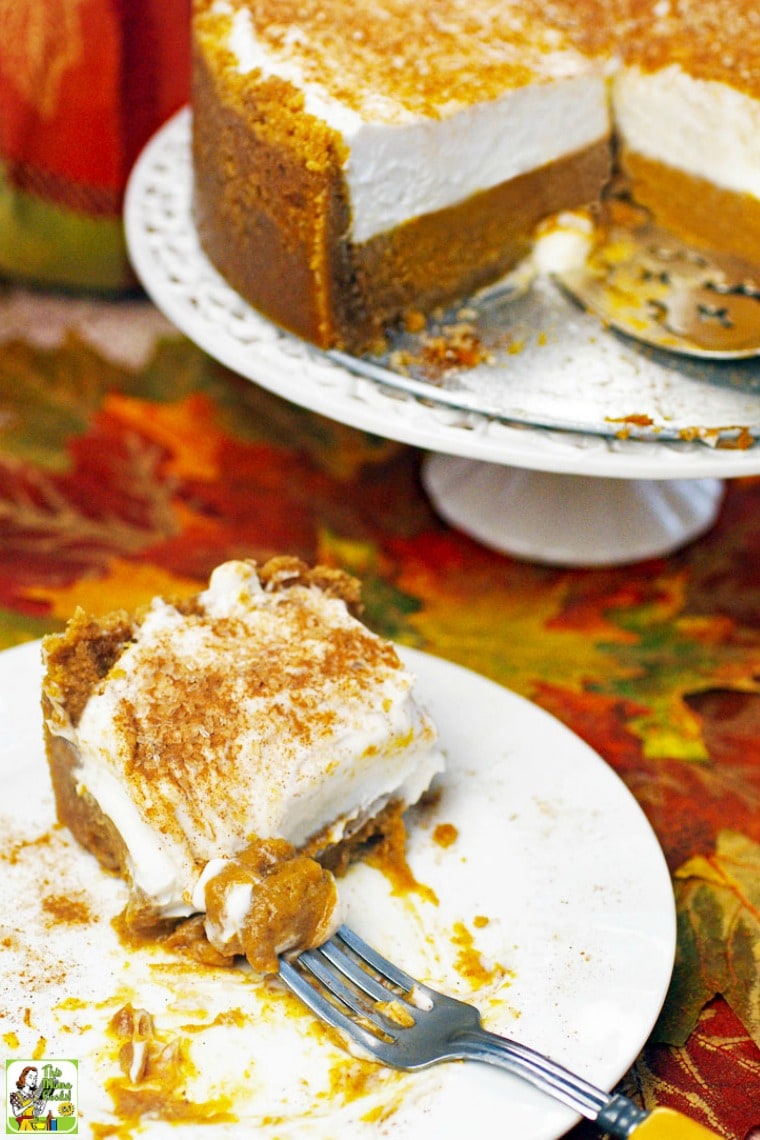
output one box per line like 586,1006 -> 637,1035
8,1065 -> 48,1132
7,1058 -> 78,1133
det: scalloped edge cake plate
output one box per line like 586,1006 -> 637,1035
0,640 -> 675,1139
123,109 -> 760,481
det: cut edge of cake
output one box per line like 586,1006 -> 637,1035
189,0 -> 760,352
191,0 -> 612,352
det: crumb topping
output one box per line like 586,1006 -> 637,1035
197,0 -> 760,116
198,0 -> 598,121
622,0 -> 760,97
42,558 -> 440,889
116,600 -> 400,818
96,565 -> 400,845
522,0 -> 760,97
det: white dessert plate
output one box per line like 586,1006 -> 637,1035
0,639 -> 675,1139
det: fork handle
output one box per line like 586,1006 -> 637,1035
457,1029 -> 721,1139
630,1108 -> 721,1138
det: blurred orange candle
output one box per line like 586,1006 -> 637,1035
0,0 -> 190,292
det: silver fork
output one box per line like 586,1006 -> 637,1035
279,925 -> 717,1139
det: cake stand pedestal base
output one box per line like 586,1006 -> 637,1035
422,455 -> 725,567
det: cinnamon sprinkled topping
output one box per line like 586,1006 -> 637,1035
200,0 -> 597,120
199,0 -> 760,115
120,610 -> 399,815
47,558 -> 425,870
517,0 -> 760,97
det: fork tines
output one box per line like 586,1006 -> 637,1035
278,926 -> 427,1061
279,926 -> 656,1134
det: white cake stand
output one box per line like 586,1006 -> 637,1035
124,110 -> 760,566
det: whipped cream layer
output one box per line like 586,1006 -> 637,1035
45,560 -> 444,919
224,4 -> 610,243
613,64 -> 760,199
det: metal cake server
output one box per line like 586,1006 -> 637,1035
554,198 -> 760,360
280,925 -> 719,1139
